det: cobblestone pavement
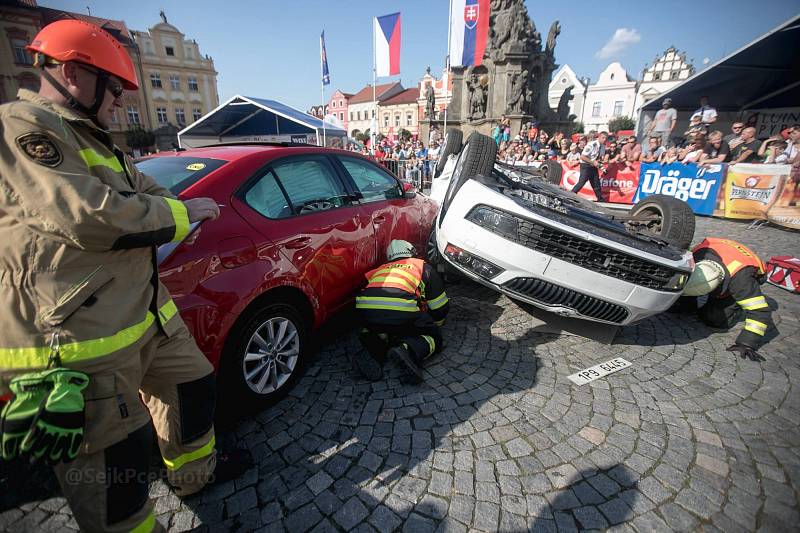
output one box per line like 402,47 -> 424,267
2,217 -> 799,532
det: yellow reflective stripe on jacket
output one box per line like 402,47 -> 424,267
130,511 -> 156,533
163,435 -> 215,471
77,148 -> 124,173
427,292 -> 449,310
0,300 -> 179,369
744,319 -> 767,336
370,266 -> 420,286
737,296 -> 768,310
164,198 -> 190,243
727,260 -> 742,274
368,274 -> 417,293
356,296 -> 419,312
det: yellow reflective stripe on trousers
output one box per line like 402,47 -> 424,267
0,300 -> 178,369
77,148 -> 124,173
164,198 -> 190,243
421,335 -> 436,356
163,435 -> 216,471
130,511 -> 155,533
737,296 -> 768,310
744,319 -> 767,336
427,292 -> 449,310
356,296 -> 418,312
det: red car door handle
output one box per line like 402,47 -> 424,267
373,215 -> 386,224
284,237 -> 311,249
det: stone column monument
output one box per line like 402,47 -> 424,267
437,0 -> 573,139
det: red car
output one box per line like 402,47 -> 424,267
135,143 -> 438,409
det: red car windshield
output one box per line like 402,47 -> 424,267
135,156 -> 228,195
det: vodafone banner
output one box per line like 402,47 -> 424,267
559,162 -> 640,204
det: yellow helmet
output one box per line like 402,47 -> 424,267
683,260 -> 726,296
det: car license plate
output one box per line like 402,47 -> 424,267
567,358 -> 632,385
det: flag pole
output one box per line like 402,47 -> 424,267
320,32 -> 326,147
443,0 -> 453,134
372,18 -> 377,155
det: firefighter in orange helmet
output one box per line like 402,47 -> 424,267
681,238 -> 773,361
0,20 -> 250,532
353,240 -> 450,381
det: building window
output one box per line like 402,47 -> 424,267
613,101 -> 623,117
592,102 -> 601,117
371,109 -> 375,118
670,71 -> 679,80
11,38 -> 33,65
188,76 -> 198,91
394,114 -> 400,127
127,106 -> 140,124
156,107 -> 168,123
357,111 -> 361,121
384,114 -> 389,127
165,46 -> 175,56
350,112 -> 353,121
193,108 -> 202,121
150,73 -> 162,88
407,113 -> 413,126
339,112 -> 343,121
175,108 -> 185,125
184,47 -> 194,59
169,75 -> 180,90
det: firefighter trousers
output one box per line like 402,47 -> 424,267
51,323 -> 216,533
361,311 -> 443,363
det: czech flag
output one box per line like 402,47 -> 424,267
449,0 -> 490,67
375,12 -> 400,77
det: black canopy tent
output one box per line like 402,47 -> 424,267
178,95 -> 346,148
640,15 -> 800,119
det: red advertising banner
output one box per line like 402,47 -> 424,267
559,161 -> 640,204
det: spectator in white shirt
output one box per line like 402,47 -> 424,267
694,96 -> 718,128
571,130 -> 607,202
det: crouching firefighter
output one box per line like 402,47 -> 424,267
679,238 -> 773,361
354,240 -> 450,381
0,20 -> 250,533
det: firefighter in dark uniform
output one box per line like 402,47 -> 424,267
680,238 -> 773,361
353,240 -> 450,381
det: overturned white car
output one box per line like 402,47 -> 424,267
430,131 -> 696,325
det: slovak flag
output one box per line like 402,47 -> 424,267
374,12 -> 401,77
449,0 -> 490,67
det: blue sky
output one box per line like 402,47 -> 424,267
48,1 -> 798,111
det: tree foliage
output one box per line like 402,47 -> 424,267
125,126 -> 155,150
608,116 -> 636,132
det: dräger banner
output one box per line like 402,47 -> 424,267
560,161 -> 640,204
634,162 -> 724,215
723,163 -> 788,220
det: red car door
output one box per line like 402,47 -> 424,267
334,155 -> 425,267
232,155 -> 373,312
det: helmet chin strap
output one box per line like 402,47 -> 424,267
41,66 -> 108,127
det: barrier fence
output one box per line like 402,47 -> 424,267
378,158 -> 436,190
552,160 -> 799,230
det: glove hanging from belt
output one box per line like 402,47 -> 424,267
0,330 -> 89,464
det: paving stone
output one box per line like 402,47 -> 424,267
333,497 -> 369,530
285,503 -> 322,532
473,501 -> 499,531
306,471 -> 335,496
368,505 -> 403,531
260,502 -> 283,525
402,512 -> 436,533
696,454 -> 730,478
574,505 -> 610,529
598,497 -> 633,525
545,464 -> 580,490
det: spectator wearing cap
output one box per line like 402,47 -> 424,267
694,96 -> 718,129
620,136 -> 642,163
700,131 -> 732,164
641,136 -> 665,163
646,98 -> 677,148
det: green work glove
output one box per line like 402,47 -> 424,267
1,371 -> 52,461
21,368 -> 89,465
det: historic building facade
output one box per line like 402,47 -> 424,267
346,82 -> 404,138
579,62 -> 638,132
130,11 -> 218,150
378,88 -> 420,138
